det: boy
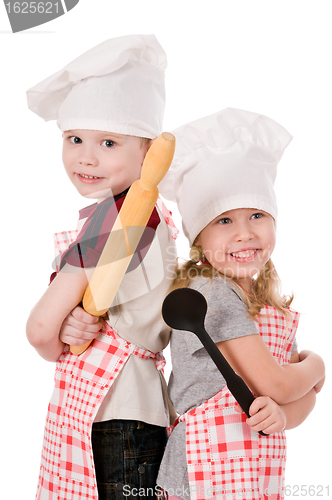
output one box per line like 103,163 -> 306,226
26,35 -> 177,500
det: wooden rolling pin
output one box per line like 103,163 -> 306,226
70,132 -> 175,355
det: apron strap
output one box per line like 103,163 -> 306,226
156,197 -> 179,240
53,230 -> 80,272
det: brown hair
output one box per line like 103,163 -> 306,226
140,137 -> 152,148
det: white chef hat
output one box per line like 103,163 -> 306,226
26,34 -> 166,138
159,108 -> 292,245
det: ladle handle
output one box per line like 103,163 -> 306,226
196,326 -> 267,436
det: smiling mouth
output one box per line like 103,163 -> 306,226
78,173 -> 100,179
230,250 -> 257,258
229,249 -> 259,262
75,173 -> 105,184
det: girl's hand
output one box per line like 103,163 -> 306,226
59,306 -> 103,346
234,396 -> 286,434
313,376 -> 325,394
298,350 -> 325,393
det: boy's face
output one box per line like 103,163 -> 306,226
62,130 -> 151,198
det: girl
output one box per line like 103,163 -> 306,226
156,108 -> 325,500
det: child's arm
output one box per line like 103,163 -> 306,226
239,389 -> 317,434
299,349 -> 325,393
26,264 -> 92,362
216,336 -> 325,405
235,350 -> 319,433
281,389 -> 317,429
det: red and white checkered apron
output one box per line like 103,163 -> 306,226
173,306 -> 299,500
35,231 -> 166,500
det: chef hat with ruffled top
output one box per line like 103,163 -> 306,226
26,34 -> 166,138
159,108 -> 292,245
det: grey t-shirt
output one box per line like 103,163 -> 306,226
157,277 -> 266,498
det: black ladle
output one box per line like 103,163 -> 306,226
162,288 -> 267,436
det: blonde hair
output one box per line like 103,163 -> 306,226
172,257 -> 293,321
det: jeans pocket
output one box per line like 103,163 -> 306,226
138,461 -> 161,497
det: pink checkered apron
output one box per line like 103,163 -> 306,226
173,306 -> 299,500
35,230 -> 166,500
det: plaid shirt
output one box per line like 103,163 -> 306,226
172,306 -> 299,500
58,190 -> 160,271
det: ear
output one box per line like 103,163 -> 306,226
141,139 -> 154,160
147,138 -> 155,150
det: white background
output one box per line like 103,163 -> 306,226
0,0 -> 331,498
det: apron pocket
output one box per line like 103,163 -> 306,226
188,458 -> 260,500
206,407 -> 259,461
60,426 -> 96,486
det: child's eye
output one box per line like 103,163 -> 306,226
70,136 -> 82,144
218,217 -> 232,224
251,213 -> 264,220
101,140 -> 115,148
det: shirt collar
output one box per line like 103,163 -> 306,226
79,187 -> 130,220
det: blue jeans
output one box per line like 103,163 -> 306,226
91,419 -> 168,500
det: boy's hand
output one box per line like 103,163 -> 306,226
59,306 -> 103,346
234,396 -> 286,434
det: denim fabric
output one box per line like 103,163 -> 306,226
91,419 -> 167,500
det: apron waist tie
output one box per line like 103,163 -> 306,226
102,320 -> 166,373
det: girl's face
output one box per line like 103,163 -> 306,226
62,129 -> 150,198
195,208 -> 276,291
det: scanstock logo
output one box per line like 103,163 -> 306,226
4,0 -> 80,32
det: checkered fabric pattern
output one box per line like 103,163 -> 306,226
37,321 -> 166,500
36,209 -> 175,500
257,306 -> 299,365
53,230 -> 80,272
171,306 -> 298,500
156,198 -> 179,240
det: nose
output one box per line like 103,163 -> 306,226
234,221 -> 254,242
78,145 -> 98,167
